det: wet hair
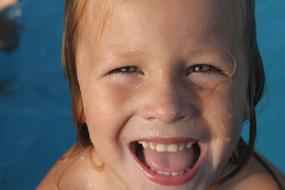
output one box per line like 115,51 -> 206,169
62,0 -> 283,189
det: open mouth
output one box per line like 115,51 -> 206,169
130,139 -> 206,186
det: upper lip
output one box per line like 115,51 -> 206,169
124,122 -> 208,145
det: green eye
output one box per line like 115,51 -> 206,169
111,66 -> 138,74
188,64 -> 222,74
193,64 -> 211,72
120,66 -> 137,73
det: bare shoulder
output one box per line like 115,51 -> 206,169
220,153 -> 285,190
36,145 -> 96,190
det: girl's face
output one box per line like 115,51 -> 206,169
76,0 -> 248,189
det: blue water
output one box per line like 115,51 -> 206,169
0,1 -> 284,190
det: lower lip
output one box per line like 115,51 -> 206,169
131,143 -> 207,186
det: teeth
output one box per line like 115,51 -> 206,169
156,144 -> 167,152
179,144 -> 185,151
149,142 -> 155,150
138,141 -> 195,153
138,141 -> 148,148
157,170 -> 164,175
186,142 -> 193,149
167,144 -> 178,152
171,172 -> 178,176
163,172 -> 171,176
154,169 -> 186,177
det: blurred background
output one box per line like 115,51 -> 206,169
0,0 -> 284,189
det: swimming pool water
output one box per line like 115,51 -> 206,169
0,1 -> 284,189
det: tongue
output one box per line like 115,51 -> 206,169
143,147 -> 195,172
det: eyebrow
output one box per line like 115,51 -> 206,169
94,50 -> 146,65
187,48 -> 219,56
111,50 -> 146,60
113,49 -> 233,60
98,48 -> 235,68
188,49 -> 234,63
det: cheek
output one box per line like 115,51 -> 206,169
202,85 -> 246,168
82,81 -> 136,143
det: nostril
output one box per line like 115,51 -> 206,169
170,113 -> 192,123
176,115 -> 187,121
146,116 -> 156,121
138,93 -> 198,123
145,109 -> 189,123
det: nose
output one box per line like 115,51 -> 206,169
138,83 -> 197,124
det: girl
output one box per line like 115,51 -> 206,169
38,0 -> 285,189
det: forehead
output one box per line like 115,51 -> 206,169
81,0 -> 243,60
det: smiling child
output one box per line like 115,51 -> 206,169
37,0 -> 285,189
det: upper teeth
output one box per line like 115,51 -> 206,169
138,141 -> 193,153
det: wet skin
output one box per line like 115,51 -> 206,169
37,1 -> 285,190
73,0 -> 249,189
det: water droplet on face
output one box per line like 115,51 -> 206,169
227,114 -> 233,119
220,123 -> 226,130
88,183 -> 93,187
158,109 -> 164,115
225,137 -> 231,142
159,70 -> 169,83
159,70 -> 163,79
135,82 -> 142,89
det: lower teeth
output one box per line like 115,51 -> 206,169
151,168 -> 186,176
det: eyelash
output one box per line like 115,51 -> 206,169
186,64 -> 224,75
110,64 -> 223,75
111,66 -> 140,74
